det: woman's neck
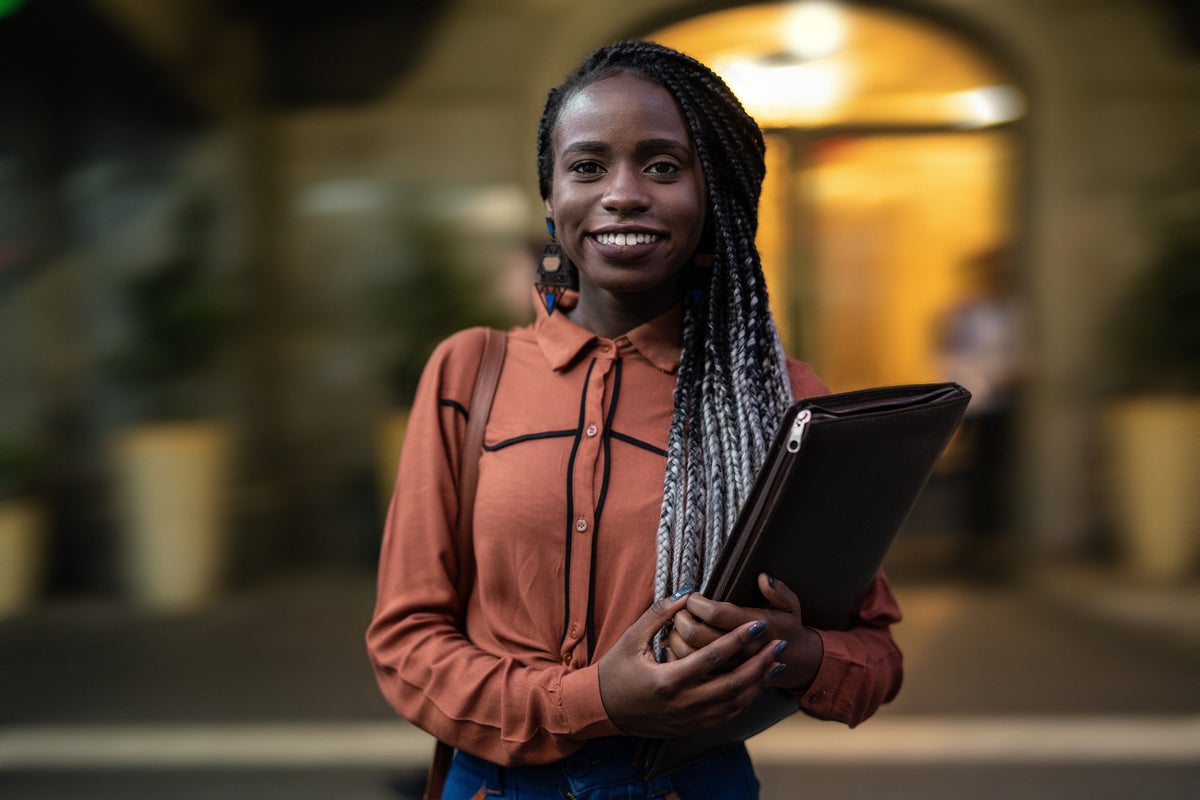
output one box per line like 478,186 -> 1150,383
568,282 -> 681,340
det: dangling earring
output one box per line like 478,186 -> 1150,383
536,217 -> 572,314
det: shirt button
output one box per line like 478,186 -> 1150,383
562,652 -> 572,666
575,517 -> 588,532
586,424 -> 598,437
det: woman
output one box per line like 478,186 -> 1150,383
367,41 -> 902,799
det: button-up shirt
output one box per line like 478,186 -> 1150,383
367,292 -> 902,765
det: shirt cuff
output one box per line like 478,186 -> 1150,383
797,629 -> 858,722
559,665 -> 623,740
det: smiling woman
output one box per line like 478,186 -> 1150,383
366,41 -> 903,800
545,73 -> 707,337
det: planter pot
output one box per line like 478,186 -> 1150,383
1107,396 -> 1200,583
114,421 -> 231,612
0,499 -> 47,617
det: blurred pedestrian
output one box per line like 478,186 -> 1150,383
938,246 -> 1025,578
367,41 -> 902,799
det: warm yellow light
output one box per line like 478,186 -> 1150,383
716,58 -> 850,121
784,1 -> 848,60
948,85 -> 1026,128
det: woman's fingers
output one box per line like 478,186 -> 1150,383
666,618 -> 773,684
626,586 -> 696,655
758,572 -> 802,615
666,608 -> 719,658
684,592 -> 754,632
662,621 -> 784,724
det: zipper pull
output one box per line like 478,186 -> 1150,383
786,408 -> 811,453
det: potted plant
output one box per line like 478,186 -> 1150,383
0,439 -> 48,617
108,191 -> 236,612
371,213 -> 516,503
1105,191 -> 1200,582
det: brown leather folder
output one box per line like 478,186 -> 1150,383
637,382 -> 971,777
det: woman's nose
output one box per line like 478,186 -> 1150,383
602,166 -> 650,215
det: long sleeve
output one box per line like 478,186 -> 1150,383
365,329 -> 619,766
797,571 -> 904,726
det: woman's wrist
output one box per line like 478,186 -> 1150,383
773,626 -> 824,691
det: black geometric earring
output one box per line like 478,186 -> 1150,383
536,217 -> 572,314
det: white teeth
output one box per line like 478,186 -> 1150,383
594,232 -> 660,246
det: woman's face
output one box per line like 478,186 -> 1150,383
545,72 -> 706,320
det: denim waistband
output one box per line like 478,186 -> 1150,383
450,736 -> 756,799
455,736 -> 650,788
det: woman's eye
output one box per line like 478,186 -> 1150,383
571,161 -> 604,176
647,161 -> 680,176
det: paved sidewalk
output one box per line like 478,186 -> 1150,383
4,564 -> 1197,799
4,565 -> 1197,725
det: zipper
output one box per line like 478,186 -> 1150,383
785,408 -> 812,453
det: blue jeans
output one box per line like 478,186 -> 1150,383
442,736 -> 760,799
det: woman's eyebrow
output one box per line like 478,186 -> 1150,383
560,138 -> 693,158
635,138 -> 692,157
561,140 -> 609,157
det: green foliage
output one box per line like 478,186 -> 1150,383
109,193 -> 233,419
373,214 -> 515,406
0,439 -> 43,501
1112,204 -> 1200,395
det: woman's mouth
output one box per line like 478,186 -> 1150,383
591,232 -> 661,246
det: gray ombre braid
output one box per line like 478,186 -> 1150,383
536,41 -> 794,605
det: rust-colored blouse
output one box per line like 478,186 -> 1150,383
367,293 -> 902,766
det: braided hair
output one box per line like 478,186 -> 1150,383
536,41 -> 794,605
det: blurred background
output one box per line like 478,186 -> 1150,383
2,1 -> 1197,798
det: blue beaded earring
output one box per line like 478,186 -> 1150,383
536,217 -> 573,314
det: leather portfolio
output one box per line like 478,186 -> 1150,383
636,382 -> 971,777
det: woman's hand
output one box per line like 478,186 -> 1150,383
667,573 -> 823,692
596,589 -> 785,738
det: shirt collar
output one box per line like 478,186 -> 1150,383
532,289 -> 681,374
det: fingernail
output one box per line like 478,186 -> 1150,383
765,573 -> 776,589
769,664 -> 788,680
773,640 -> 789,658
671,585 -> 695,600
749,620 -> 767,638
658,646 -> 668,663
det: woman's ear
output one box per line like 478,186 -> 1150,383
544,197 -> 554,219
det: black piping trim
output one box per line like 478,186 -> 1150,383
440,399 -> 468,420
609,431 -> 667,458
483,430 -> 576,452
561,358 -> 595,649
586,357 -> 622,662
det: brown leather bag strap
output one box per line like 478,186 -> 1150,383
457,327 -> 507,545
424,327 -> 506,800
423,739 -> 456,800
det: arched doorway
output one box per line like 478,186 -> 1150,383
649,2 -> 1024,392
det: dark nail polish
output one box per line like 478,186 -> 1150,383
658,646 -> 668,663
773,640 -> 789,658
749,620 -> 767,638
765,573 -> 776,589
671,585 -> 695,600
769,663 -> 788,681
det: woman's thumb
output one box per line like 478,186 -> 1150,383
638,585 -> 695,633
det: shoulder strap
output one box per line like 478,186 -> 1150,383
457,328 -> 507,544
425,327 -> 506,800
